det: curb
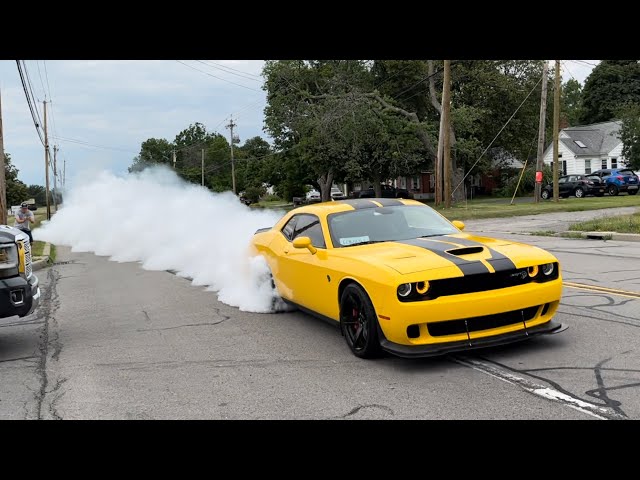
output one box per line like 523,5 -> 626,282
561,231 -> 640,242
32,242 -> 52,271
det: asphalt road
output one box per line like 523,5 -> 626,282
1,223 -> 639,419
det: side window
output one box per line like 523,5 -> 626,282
281,216 -> 298,241
292,214 -> 326,248
558,177 -> 567,184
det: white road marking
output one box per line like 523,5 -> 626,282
451,355 -> 624,420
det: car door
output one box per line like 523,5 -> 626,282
275,213 -> 335,316
557,176 -> 568,195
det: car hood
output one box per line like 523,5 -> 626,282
342,234 -> 554,275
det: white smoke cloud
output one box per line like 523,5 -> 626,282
35,166 -> 289,313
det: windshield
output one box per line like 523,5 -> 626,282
328,205 -> 458,247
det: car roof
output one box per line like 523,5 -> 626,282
290,198 -> 421,216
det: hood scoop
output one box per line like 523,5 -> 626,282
446,246 -> 484,256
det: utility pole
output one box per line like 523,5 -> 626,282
226,117 -> 237,194
43,101 -> 51,220
63,158 -> 66,188
553,60 -> 561,203
0,89 -> 7,225
435,115 -> 444,206
201,148 -> 205,186
53,145 -> 58,212
534,61 -> 549,203
443,60 -> 452,209
172,149 -> 176,169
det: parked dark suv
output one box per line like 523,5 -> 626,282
590,168 -> 639,196
541,174 -> 605,199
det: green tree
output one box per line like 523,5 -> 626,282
581,60 -> 640,124
129,138 -> 174,173
4,153 -> 29,207
618,103 -> 640,170
263,60 -> 428,201
561,78 -> 583,126
26,184 -> 47,206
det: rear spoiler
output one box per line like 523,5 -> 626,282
255,227 -> 271,234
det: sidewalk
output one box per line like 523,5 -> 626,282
32,242 -> 52,271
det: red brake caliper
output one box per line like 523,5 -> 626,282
352,308 -> 358,331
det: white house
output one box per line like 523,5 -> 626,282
543,120 -> 626,175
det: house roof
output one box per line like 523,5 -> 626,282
558,120 -> 621,156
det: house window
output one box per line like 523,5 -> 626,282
584,159 -> 591,174
612,158 -> 618,169
574,140 -> 587,148
412,176 -> 420,190
602,159 -> 607,169
562,160 -> 567,176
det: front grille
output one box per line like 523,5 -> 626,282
23,240 -> 32,278
427,306 -> 540,337
428,269 -> 532,298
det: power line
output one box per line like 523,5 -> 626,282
561,61 -> 577,82
22,61 -> 45,128
43,61 -> 52,100
36,60 -> 47,100
451,75 -> 543,196
16,61 -> 45,146
175,60 -> 260,92
201,60 -> 262,79
52,135 -> 138,154
195,60 -> 262,82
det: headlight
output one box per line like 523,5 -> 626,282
527,265 -> 539,277
397,283 -> 412,297
416,281 -> 430,294
542,263 -> 555,276
0,243 -> 19,279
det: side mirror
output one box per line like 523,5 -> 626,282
292,236 -> 317,254
452,220 -> 465,231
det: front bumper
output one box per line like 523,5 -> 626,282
0,274 -> 40,318
379,319 -> 566,358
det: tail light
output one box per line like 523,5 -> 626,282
617,175 -> 624,181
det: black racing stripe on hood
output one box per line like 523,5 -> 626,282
338,199 -> 379,210
397,238 -> 490,275
375,198 -> 404,206
437,235 -> 517,272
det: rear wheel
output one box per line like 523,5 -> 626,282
574,187 -> 585,198
629,189 -> 637,195
340,283 -> 382,359
608,185 -> 619,196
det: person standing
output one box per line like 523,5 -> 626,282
14,202 -> 35,244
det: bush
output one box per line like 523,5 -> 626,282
498,165 -> 553,197
261,193 -> 281,202
244,186 -> 265,203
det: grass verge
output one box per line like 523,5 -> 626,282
432,194 -> 640,221
31,241 -> 46,257
569,212 -> 640,234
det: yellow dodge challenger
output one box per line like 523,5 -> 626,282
250,198 -> 565,359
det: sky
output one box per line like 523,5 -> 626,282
0,60 -> 597,188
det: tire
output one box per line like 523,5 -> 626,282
574,187 -> 584,198
608,185 -> 619,196
541,189 -> 550,200
629,190 -> 637,195
339,283 -> 382,359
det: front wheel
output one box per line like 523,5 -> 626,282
340,283 -> 382,359
608,185 -> 619,196
574,187 -> 585,198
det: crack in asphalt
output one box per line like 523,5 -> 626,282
0,355 -> 37,364
33,268 -> 65,420
137,307 -> 230,332
338,404 -> 394,419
